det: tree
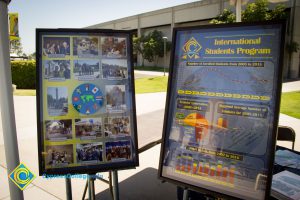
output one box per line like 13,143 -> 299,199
10,39 -> 23,56
133,30 -> 171,66
133,35 -> 146,66
210,9 -> 236,24
210,0 -> 287,24
28,52 -> 36,60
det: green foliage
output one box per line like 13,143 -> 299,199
133,30 -> 171,66
210,0 -> 288,24
28,52 -> 36,60
242,0 -> 269,22
10,39 -> 23,56
267,4 -> 287,21
210,9 -> 236,24
11,61 -> 36,89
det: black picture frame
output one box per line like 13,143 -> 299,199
36,29 -> 139,175
158,21 -> 286,200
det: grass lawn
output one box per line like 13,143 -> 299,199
280,91 -> 300,119
13,89 -> 36,96
135,76 -> 168,94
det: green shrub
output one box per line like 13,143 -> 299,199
11,61 -> 36,89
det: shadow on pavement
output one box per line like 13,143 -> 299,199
94,167 -> 177,200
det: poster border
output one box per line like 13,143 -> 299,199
36,28 -> 139,176
158,21 -> 286,200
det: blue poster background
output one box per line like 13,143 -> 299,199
160,23 -> 284,200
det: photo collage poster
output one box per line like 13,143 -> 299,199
159,23 -> 284,200
37,30 -> 138,174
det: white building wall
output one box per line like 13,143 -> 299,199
174,3 -> 220,23
115,19 -> 138,30
140,12 -> 172,28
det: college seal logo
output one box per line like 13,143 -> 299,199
182,37 -> 202,59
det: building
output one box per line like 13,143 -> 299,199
88,0 -> 300,79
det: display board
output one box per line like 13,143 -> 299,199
158,22 -> 285,200
36,29 -> 138,175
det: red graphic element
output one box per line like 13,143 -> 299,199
73,97 -> 79,102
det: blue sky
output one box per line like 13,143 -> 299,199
8,0 -> 200,54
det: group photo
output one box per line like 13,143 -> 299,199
75,118 -> 102,139
45,120 -> 72,140
102,59 -> 128,79
101,37 -> 126,58
47,87 -> 68,116
43,37 -> 70,57
76,143 -> 103,164
45,145 -> 73,167
44,60 -> 71,80
106,85 -> 126,113
104,116 -> 130,137
73,37 -> 99,57
105,140 -> 131,161
73,60 -> 101,80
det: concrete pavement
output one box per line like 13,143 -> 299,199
0,75 -> 299,200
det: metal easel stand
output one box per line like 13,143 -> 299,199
112,170 -> 120,200
183,188 -> 189,200
82,173 -> 113,200
65,177 -> 73,200
88,174 -> 96,200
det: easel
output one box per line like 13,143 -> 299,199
80,170 -> 119,200
183,188 -> 189,200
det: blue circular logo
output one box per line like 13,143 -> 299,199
72,83 -> 103,115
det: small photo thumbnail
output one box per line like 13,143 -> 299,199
73,60 -> 101,81
43,37 -> 70,57
102,59 -> 128,80
75,118 -> 102,140
105,140 -> 131,162
76,142 -> 103,164
106,85 -> 126,113
47,87 -> 68,116
45,144 -> 73,167
104,116 -> 130,137
101,37 -> 126,58
73,36 -> 99,57
44,60 -> 71,81
45,119 -> 72,141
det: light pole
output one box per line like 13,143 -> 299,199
0,0 -> 24,199
163,36 -> 168,76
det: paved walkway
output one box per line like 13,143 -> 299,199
0,75 -> 299,199
282,80 -> 300,93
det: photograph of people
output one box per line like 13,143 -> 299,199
43,37 -> 70,57
45,145 -> 73,167
47,87 -> 68,116
105,141 -> 131,162
106,85 -> 126,113
73,60 -> 101,80
73,37 -> 98,57
104,116 -> 130,137
75,118 -> 102,139
45,120 -> 72,140
76,143 -> 103,164
101,37 -> 126,58
102,59 -> 128,80
44,60 -> 71,80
